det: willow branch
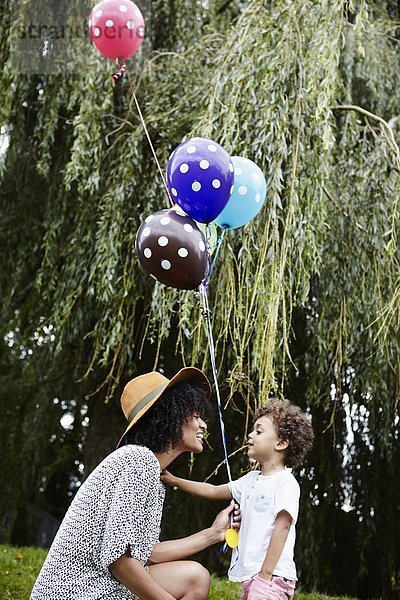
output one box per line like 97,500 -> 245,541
204,445 -> 247,482
217,0 -> 234,14
334,104 -> 400,171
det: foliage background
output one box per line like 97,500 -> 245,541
0,1 -> 399,598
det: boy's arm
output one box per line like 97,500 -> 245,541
161,470 -> 232,501
258,510 -> 293,581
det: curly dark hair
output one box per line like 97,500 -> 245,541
254,399 -> 314,468
123,381 -> 212,453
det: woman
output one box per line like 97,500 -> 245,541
31,367 -> 239,600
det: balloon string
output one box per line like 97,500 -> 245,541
208,230 -> 226,280
200,233 -> 235,553
117,60 -> 175,209
204,224 -> 212,283
198,282 -> 232,482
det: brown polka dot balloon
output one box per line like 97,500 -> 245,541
135,206 -> 208,290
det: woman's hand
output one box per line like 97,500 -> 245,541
160,470 -> 176,487
210,500 -> 241,542
232,503 -> 241,530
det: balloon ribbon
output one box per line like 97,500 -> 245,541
208,229 -> 226,280
199,227 -> 237,551
198,281 -> 232,483
113,59 -> 174,209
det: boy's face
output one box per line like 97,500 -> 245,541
247,416 -> 286,462
178,414 -> 207,454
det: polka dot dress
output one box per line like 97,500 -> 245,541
30,446 -> 165,600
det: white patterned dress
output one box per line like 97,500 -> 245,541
30,445 -> 165,600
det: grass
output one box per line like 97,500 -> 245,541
0,545 -> 48,600
0,544 -> 359,600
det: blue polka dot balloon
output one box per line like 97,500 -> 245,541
215,156 -> 267,230
166,137 -> 234,223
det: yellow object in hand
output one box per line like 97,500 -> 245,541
225,528 -> 238,548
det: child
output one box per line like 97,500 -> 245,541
161,398 -> 314,600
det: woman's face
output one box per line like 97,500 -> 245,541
179,414 -> 207,453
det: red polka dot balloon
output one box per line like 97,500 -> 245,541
89,0 -> 145,61
136,207 -> 208,290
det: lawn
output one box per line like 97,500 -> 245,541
0,545 -> 48,600
0,544 -> 359,599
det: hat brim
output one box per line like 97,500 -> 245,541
116,367 -> 211,448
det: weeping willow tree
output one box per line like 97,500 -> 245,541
1,0 -> 399,597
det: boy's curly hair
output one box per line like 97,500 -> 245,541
254,399 -> 314,468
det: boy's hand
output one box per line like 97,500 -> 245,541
160,470 -> 176,487
247,574 -> 273,599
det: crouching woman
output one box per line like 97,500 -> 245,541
30,367 -> 239,600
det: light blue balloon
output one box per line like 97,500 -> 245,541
214,156 -> 267,230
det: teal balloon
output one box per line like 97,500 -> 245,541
215,156 -> 267,230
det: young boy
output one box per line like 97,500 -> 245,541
161,398 -> 314,600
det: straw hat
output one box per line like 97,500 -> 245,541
116,367 -> 211,448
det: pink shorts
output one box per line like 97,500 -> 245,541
241,574 -> 296,600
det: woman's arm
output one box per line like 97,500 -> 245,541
148,501 -> 238,564
109,552 -> 176,600
161,470 -> 232,501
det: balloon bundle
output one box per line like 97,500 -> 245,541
136,138 -> 267,289
89,0 -> 267,550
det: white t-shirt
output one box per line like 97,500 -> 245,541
228,468 -> 300,582
30,445 -> 165,600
